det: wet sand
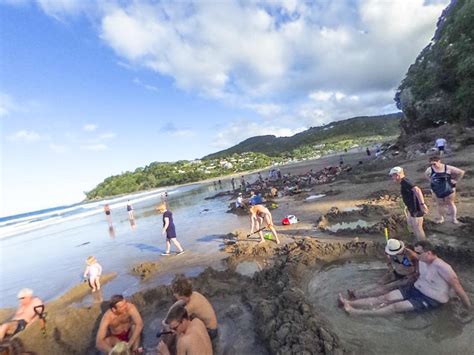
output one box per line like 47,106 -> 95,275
2,133 -> 474,354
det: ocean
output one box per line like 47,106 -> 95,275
0,180 -> 247,308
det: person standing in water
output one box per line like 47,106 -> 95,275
156,203 -> 185,256
126,200 -> 134,220
104,204 -> 113,227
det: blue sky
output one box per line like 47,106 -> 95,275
0,0 -> 449,216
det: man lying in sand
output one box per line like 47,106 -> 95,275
347,239 -> 418,299
338,241 -> 471,316
171,275 -> 218,342
249,204 -> 280,244
96,295 -> 143,353
0,288 -> 44,341
158,304 -> 212,355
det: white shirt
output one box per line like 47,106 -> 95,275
435,138 -> 446,147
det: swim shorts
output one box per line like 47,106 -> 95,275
112,329 -> 130,342
400,285 -> 441,311
438,146 -> 445,152
12,319 -> 27,336
207,328 -> 218,340
105,211 -> 111,216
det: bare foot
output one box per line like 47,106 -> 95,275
452,219 -> 459,224
343,302 -> 353,314
275,239 -> 281,244
347,289 -> 356,300
338,293 -> 346,308
434,217 -> 444,224
259,240 -> 265,244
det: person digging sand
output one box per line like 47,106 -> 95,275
248,204 -> 280,244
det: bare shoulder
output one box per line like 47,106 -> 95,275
32,297 -> 43,306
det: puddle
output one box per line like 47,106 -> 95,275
306,259 -> 474,354
305,194 -> 326,201
326,219 -> 377,232
235,260 -> 262,277
341,207 -> 363,212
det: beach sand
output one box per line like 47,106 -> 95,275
2,134 -> 474,354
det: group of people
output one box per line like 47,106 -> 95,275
389,155 -> 465,241
339,239 -> 471,316
96,275 -> 217,354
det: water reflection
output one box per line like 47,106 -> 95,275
108,225 -> 116,239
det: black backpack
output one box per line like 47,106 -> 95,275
430,165 -> 454,198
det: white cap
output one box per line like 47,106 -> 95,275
388,166 -> 403,175
17,288 -> 33,299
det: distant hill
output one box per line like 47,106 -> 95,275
203,113 -> 402,159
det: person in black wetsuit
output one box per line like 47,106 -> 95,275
389,167 -> 428,241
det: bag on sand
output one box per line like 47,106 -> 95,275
430,165 -> 453,198
282,215 -> 298,225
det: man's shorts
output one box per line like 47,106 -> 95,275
400,285 -> 442,311
438,146 -> 445,152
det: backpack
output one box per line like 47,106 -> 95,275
430,165 -> 453,198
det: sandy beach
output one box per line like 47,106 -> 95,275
2,130 -> 474,354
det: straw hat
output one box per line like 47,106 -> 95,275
86,256 -> 97,265
385,239 -> 405,255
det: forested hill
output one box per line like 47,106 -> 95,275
203,113 -> 402,159
396,0 -> 474,134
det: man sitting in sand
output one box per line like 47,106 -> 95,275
347,239 -> 417,299
249,204 -> 280,244
158,304 -> 212,355
338,241 -> 471,316
96,295 -> 143,353
171,275 -> 218,342
0,288 -> 44,341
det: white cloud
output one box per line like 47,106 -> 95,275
49,143 -> 67,153
83,123 -> 97,132
133,77 -> 159,92
0,93 -> 17,117
80,143 -> 107,151
98,132 -> 116,139
7,130 -> 43,143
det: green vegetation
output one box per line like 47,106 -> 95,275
396,0 -> 474,131
86,113 -> 401,199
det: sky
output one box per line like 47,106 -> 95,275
0,0 -> 450,217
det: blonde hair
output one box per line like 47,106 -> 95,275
108,341 -> 131,355
86,256 -> 97,265
156,203 -> 167,212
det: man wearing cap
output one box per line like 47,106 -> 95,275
339,241 -> 472,316
0,289 -> 44,341
389,166 -> 428,241
347,239 -> 417,299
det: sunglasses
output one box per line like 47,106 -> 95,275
170,321 -> 182,331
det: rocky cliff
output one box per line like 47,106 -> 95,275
395,0 -> 474,138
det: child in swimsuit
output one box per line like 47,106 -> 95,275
84,256 -> 103,292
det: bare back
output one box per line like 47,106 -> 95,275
186,292 -> 217,330
177,318 -> 212,355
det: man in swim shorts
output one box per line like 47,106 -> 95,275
249,204 -> 280,244
0,288 -> 44,341
96,295 -> 143,353
338,241 -> 471,316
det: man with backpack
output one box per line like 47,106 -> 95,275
389,167 -> 428,241
425,156 -> 465,224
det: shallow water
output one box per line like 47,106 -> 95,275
0,182 -> 248,307
306,258 -> 474,355
326,219 -> 377,232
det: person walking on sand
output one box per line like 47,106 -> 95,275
96,295 -> 143,353
83,256 -> 103,292
156,203 -> 185,256
126,200 -> 134,220
104,204 -> 113,227
425,156 -> 465,224
157,304 -> 212,355
249,204 -> 280,244
434,137 -> 447,156
338,241 -> 471,316
389,167 -> 428,241
0,289 -> 44,341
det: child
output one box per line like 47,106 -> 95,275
83,256 -> 102,292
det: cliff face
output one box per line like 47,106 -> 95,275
395,0 -> 474,137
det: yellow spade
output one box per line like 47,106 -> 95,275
384,227 -> 389,241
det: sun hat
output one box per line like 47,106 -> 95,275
86,256 -> 97,265
385,239 -> 405,255
17,288 -> 33,299
388,166 -> 403,175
